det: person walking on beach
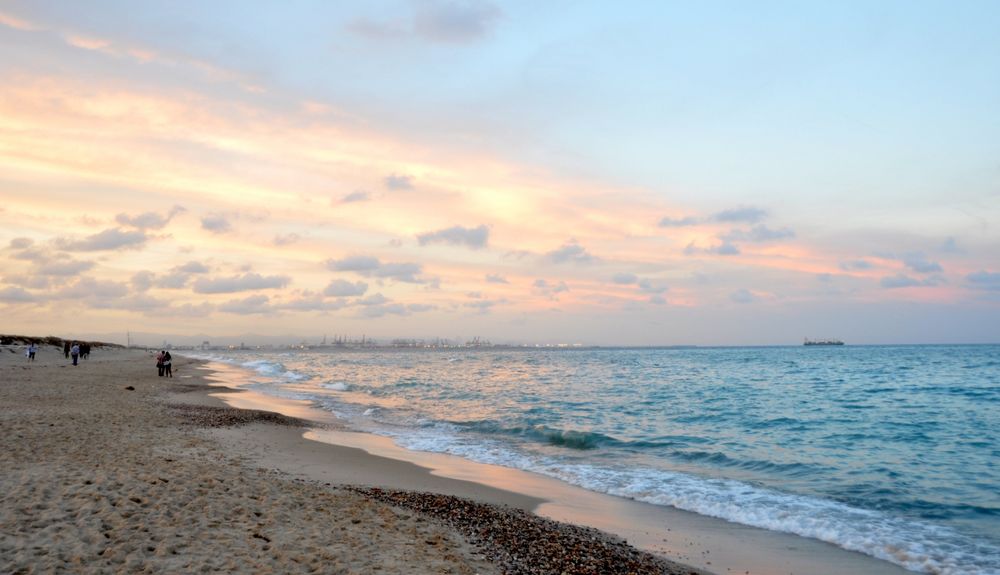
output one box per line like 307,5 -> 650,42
63,340 -> 70,359
156,351 -> 165,377
70,342 -> 80,366
162,351 -> 172,378
26,343 -> 37,361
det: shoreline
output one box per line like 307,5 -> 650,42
1,346 -> 708,574
194,356 -> 914,575
174,362 -> 546,512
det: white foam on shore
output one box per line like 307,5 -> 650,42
188,354 -> 305,384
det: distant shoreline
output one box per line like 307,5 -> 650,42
166,341 -> 1000,352
9,332 -> 996,351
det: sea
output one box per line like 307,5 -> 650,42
190,344 -> 1000,575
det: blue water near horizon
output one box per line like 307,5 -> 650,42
190,345 -> 1000,575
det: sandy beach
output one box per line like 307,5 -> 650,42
0,345 -> 707,574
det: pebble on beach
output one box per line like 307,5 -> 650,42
168,404 -> 306,428
348,487 -> 707,575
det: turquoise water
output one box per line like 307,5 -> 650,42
195,345 -> 1000,574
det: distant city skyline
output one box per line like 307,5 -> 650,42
1,1 -> 999,346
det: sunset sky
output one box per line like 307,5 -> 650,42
2,1 -> 999,346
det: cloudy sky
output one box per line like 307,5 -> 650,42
1,1 -> 998,346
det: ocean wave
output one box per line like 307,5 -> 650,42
962,361 -> 1000,369
454,421 -> 745,454
456,421 -> 619,450
862,386 -> 899,394
237,359 -> 306,383
240,359 -> 284,374
668,449 -> 824,477
321,381 -> 350,391
903,385 -> 1000,400
368,377 -> 429,393
185,353 -> 309,386
745,415 -> 815,431
899,499 -> 1000,520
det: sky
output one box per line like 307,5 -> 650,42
1,0 -> 999,346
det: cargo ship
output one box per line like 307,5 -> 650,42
804,338 -> 845,346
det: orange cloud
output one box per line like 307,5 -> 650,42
0,11 -> 36,31
65,35 -> 113,52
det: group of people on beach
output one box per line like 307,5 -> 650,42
18,340 -> 95,365
20,340 -> 91,365
62,341 -> 90,365
156,350 -> 173,377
